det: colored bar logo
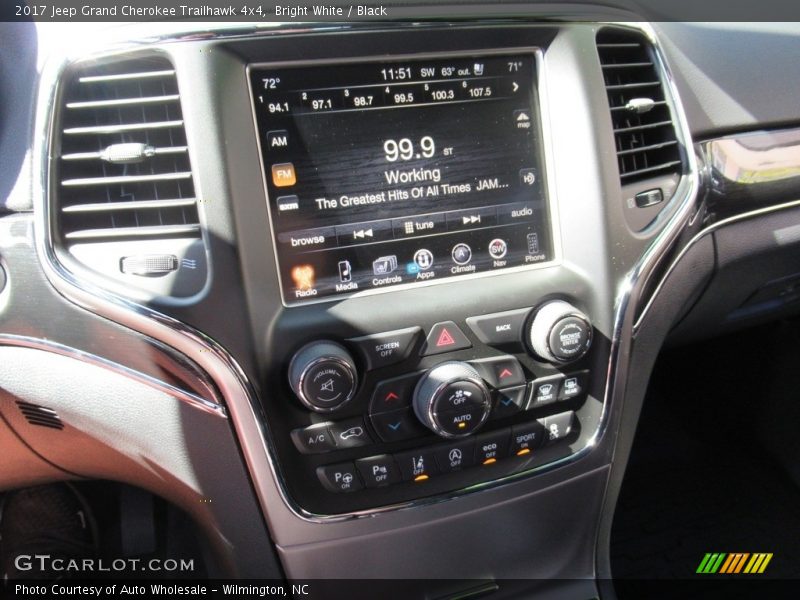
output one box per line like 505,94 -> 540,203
696,553 -> 773,574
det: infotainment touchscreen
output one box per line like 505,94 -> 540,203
249,53 -> 554,304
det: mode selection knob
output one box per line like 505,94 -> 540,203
528,300 -> 593,364
288,341 -> 358,413
412,361 -> 492,439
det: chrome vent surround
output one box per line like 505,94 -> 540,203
56,56 -> 200,243
597,29 -> 684,185
16,401 -> 64,430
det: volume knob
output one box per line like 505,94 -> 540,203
288,341 -> 358,413
528,300 -> 592,364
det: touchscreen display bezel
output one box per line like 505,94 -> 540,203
247,48 -> 562,307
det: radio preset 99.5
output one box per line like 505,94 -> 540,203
249,53 -> 554,304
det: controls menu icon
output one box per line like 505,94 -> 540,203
373,255 -> 398,275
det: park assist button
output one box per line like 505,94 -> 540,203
348,327 -> 422,371
356,455 -> 402,488
317,462 -> 363,493
466,308 -> 530,346
421,321 -> 472,356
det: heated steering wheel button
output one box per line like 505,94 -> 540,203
329,417 -> 372,449
317,462 -> 363,493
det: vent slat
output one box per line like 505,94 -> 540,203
597,29 -> 683,186
616,140 -> 678,156
64,224 -> 201,241
63,120 -> 184,135
62,145 -> 187,161
56,56 -> 200,243
79,69 -> 175,83
62,172 -> 192,187
66,94 -> 180,109
601,62 -> 653,69
62,198 -> 197,213
613,120 -> 674,134
619,161 -> 683,179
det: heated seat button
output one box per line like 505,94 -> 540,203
421,321 -> 472,356
371,408 -> 427,442
474,428 -> 511,465
434,439 -> 476,472
395,449 -> 440,481
528,375 -> 564,408
465,308 -> 530,346
559,371 -> 589,401
492,385 -> 527,419
510,421 -> 546,456
470,356 -> 526,388
317,462 -> 363,493
355,455 -> 402,488
290,422 -> 336,454
328,417 -> 372,449
348,327 -> 422,371
370,373 -> 421,415
539,411 -> 575,444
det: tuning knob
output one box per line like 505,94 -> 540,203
413,361 -> 492,439
288,341 -> 358,413
528,300 -> 592,364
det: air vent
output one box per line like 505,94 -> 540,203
16,401 -> 64,430
597,29 -> 684,185
56,56 -> 200,243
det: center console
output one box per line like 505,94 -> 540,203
238,25 -> 625,516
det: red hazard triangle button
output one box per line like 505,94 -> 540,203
422,321 -> 472,356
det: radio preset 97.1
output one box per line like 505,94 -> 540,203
249,53 -> 554,304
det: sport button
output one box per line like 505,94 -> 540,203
421,321 -> 472,356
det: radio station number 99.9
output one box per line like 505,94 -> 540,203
383,137 -> 436,162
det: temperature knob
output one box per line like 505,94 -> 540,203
413,361 -> 492,439
288,341 -> 358,413
528,300 -> 592,364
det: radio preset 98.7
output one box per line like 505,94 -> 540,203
249,53 -> 554,304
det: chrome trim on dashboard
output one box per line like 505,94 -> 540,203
33,21 -> 699,523
0,334 -> 226,419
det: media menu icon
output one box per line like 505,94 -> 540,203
338,260 -> 352,282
